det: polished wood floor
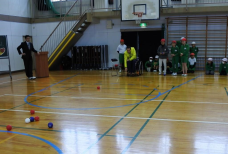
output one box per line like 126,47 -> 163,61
0,70 -> 228,154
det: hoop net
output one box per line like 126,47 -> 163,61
133,12 -> 143,24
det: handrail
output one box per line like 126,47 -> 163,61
40,0 -> 80,51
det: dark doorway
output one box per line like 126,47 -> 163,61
121,30 -> 164,69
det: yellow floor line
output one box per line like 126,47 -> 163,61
0,134 -> 18,144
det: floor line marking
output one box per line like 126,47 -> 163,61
0,78 -> 27,85
225,87 -> 228,96
121,86 -> 173,154
0,134 -> 18,144
24,75 -> 202,110
0,109 -> 228,125
81,87 -> 158,154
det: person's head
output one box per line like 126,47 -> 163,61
181,37 -> 185,40
192,42 -> 196,47
149,57 -> 153,62
120,39 -> 124,45
161,39 -> 165,45
127,46 -> 131,53
172,40 -> 176,47
182,38 -> 187,45
190,53 -> 195,58
25,35 -> 31,42
208,58 -> 213,64
155,55 -> 159,61
222,58 -> 227,64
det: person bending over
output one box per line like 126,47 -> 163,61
145,57 -> 154,72
219,58 -> 228,75
124,46 -> 137,76
206,58 -> 215,75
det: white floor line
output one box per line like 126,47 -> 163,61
3,94 -> 142,101
3,94 -> 228,104
0,78 -> 27,85
0,95 -> 4,97
0,109 -> 228,125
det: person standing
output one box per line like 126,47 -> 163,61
17,35 -> 39,80
190,42 -> 199,59
171,40 -> 179,76
180,38 -> 190,76
206,58 -> 215,75
116,39 -> 127,73
157,39 -> 169,76
124,46 -> 137,76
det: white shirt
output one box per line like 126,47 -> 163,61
117,44 -> 127,54
189,57 -> 196,65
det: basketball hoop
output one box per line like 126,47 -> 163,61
133,12 -> 143,24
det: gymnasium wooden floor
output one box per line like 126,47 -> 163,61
0,70 -> 228,154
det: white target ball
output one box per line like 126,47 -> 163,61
25,118 -> 30,123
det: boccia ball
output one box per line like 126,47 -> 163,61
48,122 -> 53,128
35,116 -> 39,121
25,118 -> 30,123
30,117 -> 35,122
6,125 -> 12,131
30,110 -> 35,114
97,86 -> 100,90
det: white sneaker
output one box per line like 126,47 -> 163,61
184,74 -> 187,77
182,74 -> 184,76
119,70 -> 122,73
159,72 -> 162,75
174,73 -> 177,76
32,77 -> 36,79
172,73 -> 175,76
153,70 -> 157,72
28,77 -> 33,80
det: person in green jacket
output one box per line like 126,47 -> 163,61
145,57 -> 154,72
171,40 -> 179,76
124,46 -> 137,76
219,58 -> 228,75
190,42 -> 199,59
176,37 -> 185,64
206,58 -> 215,75
180,38 -> 190,76
153,55 -> 159,72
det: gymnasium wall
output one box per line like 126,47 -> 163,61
75,17 -> 166,67
0,0 -> 32,72
0,0 -> 31,18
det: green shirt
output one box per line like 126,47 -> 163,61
190,47 -> 199,56
180,44 -> 190,57
171,46 -> 179,57
176,41 -> 182,50
206,62 -> 215,71
219,63 -> 228,73
145,61 -> 154,69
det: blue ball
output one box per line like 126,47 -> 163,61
30,117 -> 35,122
48,122 -> 53,128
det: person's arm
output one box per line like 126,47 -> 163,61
117,46 -> 120,53
17,43 -> 23,55
130,48 -> 136,61
166,46 -> 169,56
31,43 -> 38,53
145,61 -> 148,69
157,46 -> 161,55
219,64 -> 222,73
212,63 -> 215,71
124,51 -> 127,68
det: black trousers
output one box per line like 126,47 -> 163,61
127,60 -> 136,73
220,70 -> 227,75
206,70 -> 214,75
22,56 -> 33,78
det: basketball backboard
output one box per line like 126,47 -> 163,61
121,0 -> 160,21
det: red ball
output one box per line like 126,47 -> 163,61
35,116 -> 39,121
30,110 -> 35,114
97,86 -> 100,89
6,125 -> 12,131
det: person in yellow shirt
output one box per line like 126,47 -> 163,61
124,46 -> 137,76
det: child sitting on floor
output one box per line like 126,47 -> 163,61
219,58 -> 228,75
188,53 -> 196,73
206,58 -> 215,75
